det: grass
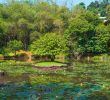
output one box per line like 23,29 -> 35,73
35,61 -> 66,67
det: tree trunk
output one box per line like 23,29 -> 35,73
14,51 -> 16,57
50,55 -> 55,61
14,50 -> 16,61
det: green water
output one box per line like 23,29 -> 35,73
0,61 -> 110,100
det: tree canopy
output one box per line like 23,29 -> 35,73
0,0 -> 110,60
7,40 -> 23,56
30,33 -> 67,60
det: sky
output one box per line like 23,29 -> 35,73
57,0 -> 95,6
73,0 -> 96,6
0,0 -> 96,7
56,0 -> 96,8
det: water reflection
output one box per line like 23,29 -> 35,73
0,81 -> 109,100
0,61 -> 110,100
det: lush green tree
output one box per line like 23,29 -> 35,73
106,5 -> 110,22
30,31 -> 41,43
0,1 -> 70,54
87,1 -> 100,14
7,40 -> 23,56
17,18 -> 32,50
75,2 -> 86,9
65,17 -> 93,59
34,11 -> 54,33
0,0 -> 110,60
66,7 -> 103,59
30,33 -> 68,61
0,19 -> 9,48
94,24 -> 110,52
87,0 -> 110,16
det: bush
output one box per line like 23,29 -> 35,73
16,53 -> 29,61
91,54 -> 109,62
30,33 -> 68,61
0,54 -> 4,60
55,54 -> 65,62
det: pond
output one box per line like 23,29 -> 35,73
0,61 -> 110,100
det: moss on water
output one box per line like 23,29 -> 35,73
1,60 -> 110,92
34,61 -> 66,67
29,75 -> 72,85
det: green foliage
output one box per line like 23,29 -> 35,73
30,31 -> 41,43
94,24 -> 110,52
68,18 -> 92,34
65,6 -> 110,57
0,1 -> 70,52
0,1 -> 110,59
30,33 -> 68,56
106,5 -> 110,21
7,40 -> 23,54
91,54 -> 109,62
65,17 -> 93,54
87,0 -> 109,16
0,54 -> 3,57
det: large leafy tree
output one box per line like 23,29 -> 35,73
7,40 -> 23,56
66,7 -> 102,59
65,18 -> 93,59
30,33 -> 68,61
34,11 -> 54,33
87,1 -> 100,14
1,0 -> 110,60
0,1 -> 70,53
94,24 -> 110,53
87,0 -> 110,16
